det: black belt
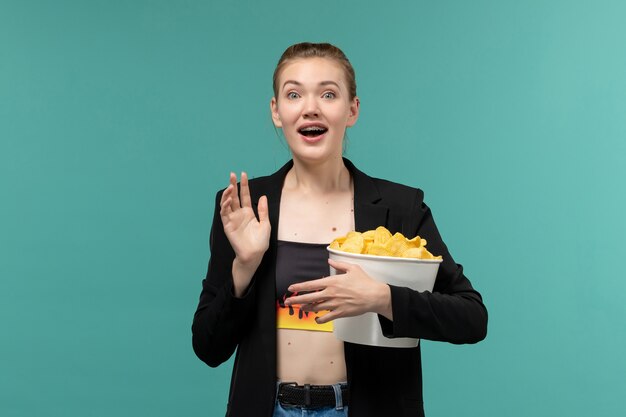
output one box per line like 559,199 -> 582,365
277,382 -> 349,408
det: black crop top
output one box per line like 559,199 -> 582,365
275,240 -> 333,332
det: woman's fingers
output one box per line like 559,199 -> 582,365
286,262 -> 382,321
220,183 -> 234,215
285,291 -> 323,306
287,277 -> 331,295
315,311 -> 339,324
328,258 -> 353,273
226,172 -> 254,210
229,172 -> 240,211
220,196 -> 233,217
239,172 -> 252,208
285,277 -> 335,307
221,171 -> 271,230
301,299 -> 335,313
258,195 -> 269,224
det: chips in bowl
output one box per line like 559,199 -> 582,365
330,226 -> 442,260
328,227 -> 443,348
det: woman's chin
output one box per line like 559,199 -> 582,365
290,148 -> 343,165
284,133 -> 343,164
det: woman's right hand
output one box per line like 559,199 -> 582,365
220,172 -> 271,297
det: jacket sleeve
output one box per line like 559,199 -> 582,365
378,190 -> 488,344
191,190 -> 259,367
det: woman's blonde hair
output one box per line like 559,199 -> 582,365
272,42 -> 357,100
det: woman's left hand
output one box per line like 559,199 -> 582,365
285,258 -> 393,324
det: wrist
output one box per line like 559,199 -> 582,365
231,256 -> 262,298
233,255 -> 262,272
375,283 -> 393,320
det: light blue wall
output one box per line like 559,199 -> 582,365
1,1 -> 624,416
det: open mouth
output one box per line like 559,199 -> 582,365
298,125 -> 328,137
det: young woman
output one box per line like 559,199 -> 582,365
192,42 -> 487,417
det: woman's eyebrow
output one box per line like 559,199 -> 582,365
282,80 -> 341,90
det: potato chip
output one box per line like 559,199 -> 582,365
383,233 -> 412,257
362,230 -> 376,241
373,226 -> 392,245
345,231 -> 362,240
407,236 -> 426,248
341,233 -> 364,254
402,247 -> 428,259
367,244 -> 393,257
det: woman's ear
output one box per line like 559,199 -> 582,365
270,97 -> 282,128
346,97 -> 360,127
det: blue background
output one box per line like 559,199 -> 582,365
1,1 -> 625,416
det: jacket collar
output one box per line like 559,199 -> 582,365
345,158 -> 389,232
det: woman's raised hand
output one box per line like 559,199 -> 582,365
220,172 -> 271,296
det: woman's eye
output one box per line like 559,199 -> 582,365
322,92 -> 336,99
287,92 -> 300,99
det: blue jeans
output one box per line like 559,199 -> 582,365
272,382 -> 349,417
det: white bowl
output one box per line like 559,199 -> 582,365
327,247 -> 442,348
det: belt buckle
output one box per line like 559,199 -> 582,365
277,381 -> 298,406
277,382 -> 313,407
278,381 -> 298,390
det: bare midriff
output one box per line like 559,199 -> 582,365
276,165 -> 353,385
277,328 -> 346,384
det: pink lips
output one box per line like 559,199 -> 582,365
299,131 -> 327,144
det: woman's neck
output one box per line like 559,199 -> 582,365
285,155 -> 351,195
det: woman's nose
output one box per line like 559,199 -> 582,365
302,97 -> 319,118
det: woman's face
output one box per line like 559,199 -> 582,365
271,58 -> 359,165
